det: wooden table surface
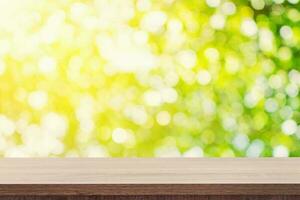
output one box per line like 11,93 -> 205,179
0,158 -> 300,199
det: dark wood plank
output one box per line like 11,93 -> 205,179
0,196 -> 209,200
209,196 -> 284,200
68,196 -> 208,200
1,185 -> 300,196
209,196 -> 300,200
0,197 -> 67,200
1,196 -> 300,200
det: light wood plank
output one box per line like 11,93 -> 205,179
0,158 -> 300,184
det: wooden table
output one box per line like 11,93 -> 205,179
0,158 -> 300,199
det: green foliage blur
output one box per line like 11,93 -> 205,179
0,0 -> 299,157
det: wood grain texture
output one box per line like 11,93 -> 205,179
0,196 -> 300,200
2,185 -> 300,195
208,196 -> 300,200
1,158 -> 300,196
0,195 -> 209,200
0,197 -> 207,200
1,158 -> 300,184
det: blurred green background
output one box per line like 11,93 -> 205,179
0,0 -> 299,157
